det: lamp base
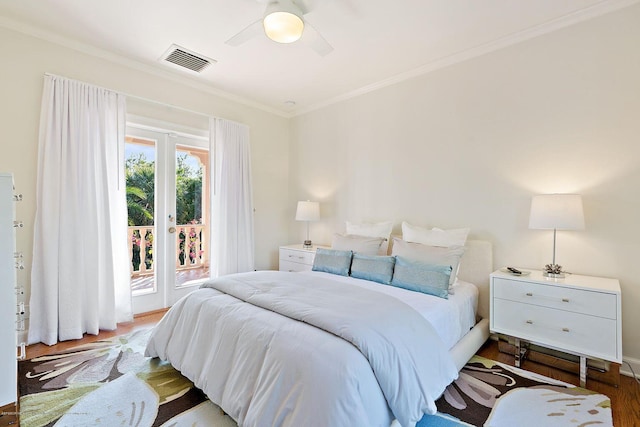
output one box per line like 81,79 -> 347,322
543,263 -> 565,278
303,240 -> 313,249
543,271 -> 565,278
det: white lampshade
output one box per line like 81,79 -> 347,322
263,0 -> 304,44
529,194 -> 585,231
529,194 -> 584,278
295,201 -> 320,222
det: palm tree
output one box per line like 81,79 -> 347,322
125,153 -> 155,226
126,186 -> 152,226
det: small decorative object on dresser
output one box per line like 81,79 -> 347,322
279,244 -> 329,272
490,268 -> 621,387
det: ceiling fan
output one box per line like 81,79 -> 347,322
225,0 -> 334,56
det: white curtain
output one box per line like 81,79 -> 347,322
210,118 -> 255,277
28,75 -> 132,346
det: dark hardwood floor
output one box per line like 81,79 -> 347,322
3,311 -> 638,426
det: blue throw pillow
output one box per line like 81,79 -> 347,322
390,256 -> 452,299
350,253 -> 396,285
312,248 -> 353,276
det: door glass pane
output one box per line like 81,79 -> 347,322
175,145 -> 209,287
125,137 -> 156,295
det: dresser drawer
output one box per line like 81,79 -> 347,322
279,259 -> 313,272
279,248 -> 315,265
493,277 -> 617,320
493,298 -> 618,361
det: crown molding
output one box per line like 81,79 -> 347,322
1,0 -> 637,120
294,0 -> 640,116
0,16 -> 291,118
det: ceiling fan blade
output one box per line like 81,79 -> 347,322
304,22 -> 334,56
225,19 -> 263,47
298,0 -> 358,16
295,0 -> 316,15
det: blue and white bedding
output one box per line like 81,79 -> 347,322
309,271 -> 479,350
145,270 -> 477,427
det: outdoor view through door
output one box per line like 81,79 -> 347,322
125,129 -> 210,313
172,145 -> 209,285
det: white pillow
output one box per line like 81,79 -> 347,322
401,221 -> 470,247
346,220 -> 393,239
391,237 -> 465,286
331,234 -> 385,256
346,220 -> 393,255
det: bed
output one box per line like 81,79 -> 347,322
145,239 -> 492,427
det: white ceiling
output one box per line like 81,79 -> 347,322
0,0 -> 635,116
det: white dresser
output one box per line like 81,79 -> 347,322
490,269 -> 621,386
0,173 -> 21,406
278,244 -> 329,272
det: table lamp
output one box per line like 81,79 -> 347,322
529,194 -> 584,278
295,200 -> 320,248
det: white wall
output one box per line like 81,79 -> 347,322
0,26 -> 291,311
2,3 -> 639,371
290,6 -> 640,365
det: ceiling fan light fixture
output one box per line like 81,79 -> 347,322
263,1 -> 304,44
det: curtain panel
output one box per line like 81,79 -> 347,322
29,75 -> 132,346
210,118 -> 255,277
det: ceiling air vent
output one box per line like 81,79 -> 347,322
160,44 -> 216,73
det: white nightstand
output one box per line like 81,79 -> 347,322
490,269 -> 621,387
279,244 -> 329,272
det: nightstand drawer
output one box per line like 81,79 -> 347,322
279,259 -> 313,272
279,248 -> 315,265
493,298 -> 618,361
493,277 -> 617,319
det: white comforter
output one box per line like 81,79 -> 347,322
145,271 -> 459,427
307,271 -> 478,350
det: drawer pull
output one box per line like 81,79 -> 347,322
526,320 -> 533,324
562,327 -> 570,332
524,293 -> 571,304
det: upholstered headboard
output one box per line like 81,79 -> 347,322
387,236 -> 493,320
457,240 -> 493,321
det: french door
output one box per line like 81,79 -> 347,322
125,125 -> 210,314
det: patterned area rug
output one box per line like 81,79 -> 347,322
418,356 -> 612,427
18,328 -> 613,427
